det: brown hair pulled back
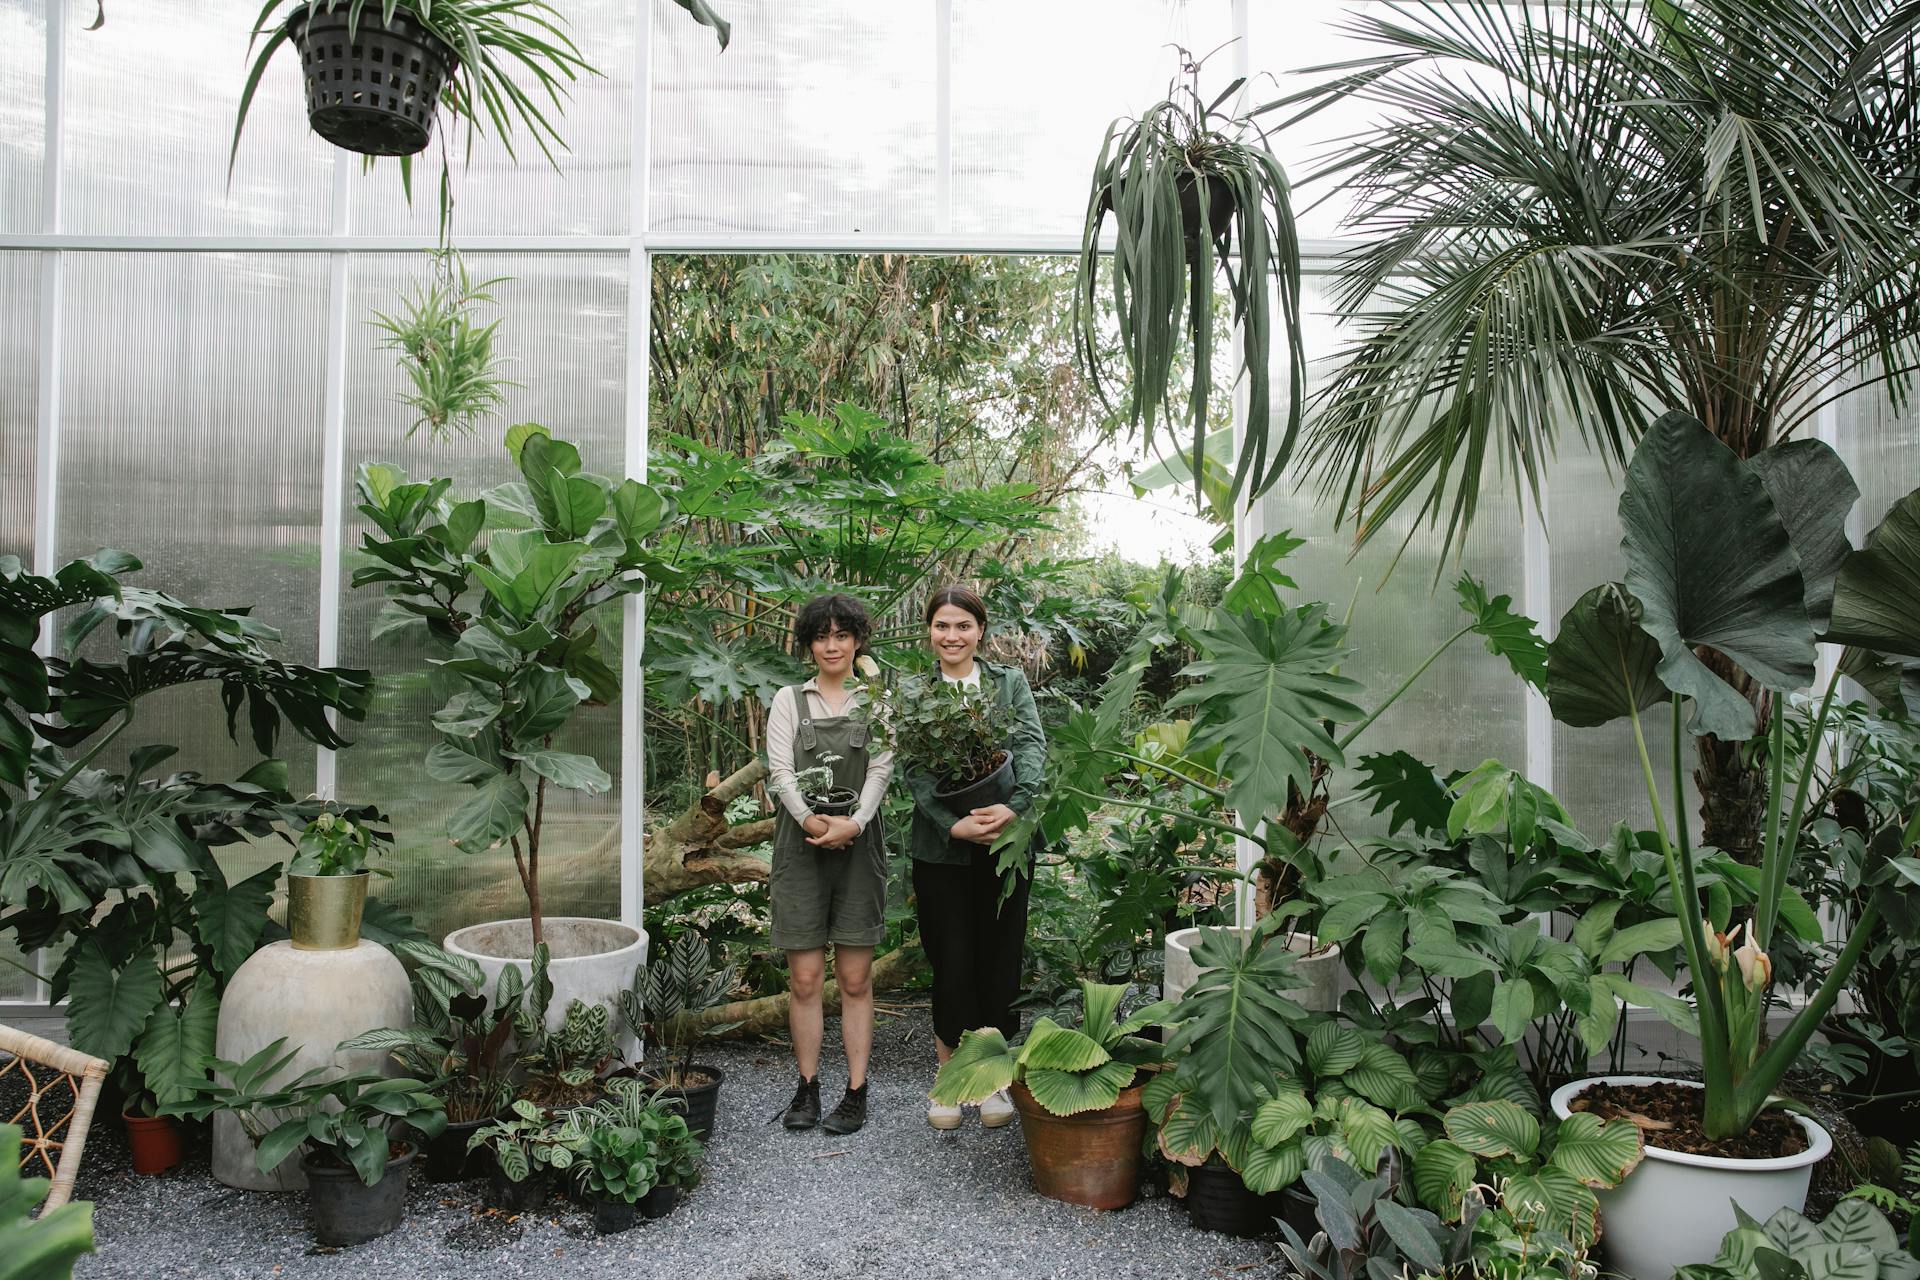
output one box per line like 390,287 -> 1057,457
923,585 -> 988,627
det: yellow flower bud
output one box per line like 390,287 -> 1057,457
1703,920 -> 1731,971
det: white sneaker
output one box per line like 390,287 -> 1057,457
927,1098 -> 963,1130
979,1088 -> 1016,1129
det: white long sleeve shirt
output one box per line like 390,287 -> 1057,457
765,680 -> 894,832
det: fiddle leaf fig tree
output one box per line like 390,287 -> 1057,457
354,426 -> 669,946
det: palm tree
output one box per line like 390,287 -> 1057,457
1259,0 -> 1920,857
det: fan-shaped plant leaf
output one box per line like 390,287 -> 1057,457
1828,490 -> 1920,659
1444,1099 -> 1539,1158
928,1029 -> 1017,1107
1025,1060 -> 1135,1117
1016,1018 -> 1110,1073
1547,583 -> 1670,728
1620,412 -> 1815,737
1251,1089 -> 1315,1147
1747,440 -> 1858,633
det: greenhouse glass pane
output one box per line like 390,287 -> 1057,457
0,0 -> 43,234
0,254 -> 35,563
347,0 -> 634,238
56,252 -> 329,899
333,252 -> 627,944
1834,387 -> 1920,536
949,0 -> 1234,239
649,0 -> 937,237
1255,277 -> 1530,837
1246,0 -> 1385,242
62,0 -> 333,236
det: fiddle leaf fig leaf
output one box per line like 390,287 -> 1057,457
1620,412 -> 1815,737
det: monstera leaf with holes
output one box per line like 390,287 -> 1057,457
930,980 -> 1169,1117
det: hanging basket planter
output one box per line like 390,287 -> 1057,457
286,5 -> 455,157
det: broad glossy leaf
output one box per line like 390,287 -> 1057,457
1412,1138 -> 1477,1220
1827,489 -> 1920,659
507,749 -> 611,795
1024,1060 -> 1134,1117
1251,1089 -> 1315,1146
1598,918 -> 1683,965
1549,1111 -> 1643,1187
507,666 -> 587,741
1547,584 -> 1669,727
1748,441 -> 1858,633
1238,1135 -> 1307,1194
1344,1043 -> 1420,1111
66,943 -> 162,1061
1016,1017 -> 1111,1072
1335,1097 -> 1401,1167
929,1028 -> 1017,1106
1798,1244 -> 1878,1280
135,973 -> 219,1107
1620,412 -> 1814,736
1156,1094 -> 1222,1166
1444,1099 -> 1539,1158
1353,751 -> 1451,837
448,772 -> 529,852
1306,1021 -> 1367,1079
432,688 -> 502,738
193,864 -> 278,980
1504,1165 -> 1601,1248
1818,1199 -> 1898,1252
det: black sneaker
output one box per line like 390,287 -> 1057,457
821,1082 -> 868,1135
781,1075 -> 821,1130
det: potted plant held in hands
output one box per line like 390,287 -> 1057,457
793,754 -> 856,818
1542,413 -> 1920,1279
874,678 -> 1016,818
354,426 -> 670,1058
931,980 -> 1170,1209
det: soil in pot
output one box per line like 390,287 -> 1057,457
303,1141 -> 415,1248
1185,1158 -> 1291,1238
591,1196 -> 638,1235
626,1064 -> 724,1141
641,1184 -> 682,1219
124,1114 -> 182,1176
1566,1081 -> 1809,1159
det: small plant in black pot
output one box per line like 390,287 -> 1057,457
793,754 -> 857,817
872,679 -> 1015,811
574,1125 -> 654,1236
466,1101 -> 574,1213
619,931 -> 740,1141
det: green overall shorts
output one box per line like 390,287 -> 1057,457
768,687 -> 889,951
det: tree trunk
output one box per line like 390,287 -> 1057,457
641,759 -> 778,900
673,946 -> 927,1040
1692,647 -> 1771,863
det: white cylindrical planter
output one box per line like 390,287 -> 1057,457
444,917 -> 648,1063
1550,1077 -> 1831,1280
1164,927 -> 1344,1011
213,940 -> 412,1191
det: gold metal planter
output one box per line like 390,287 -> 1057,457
287,872 -> 370,950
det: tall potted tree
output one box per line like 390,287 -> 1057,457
1260,0 -> 1920,863
1543,413 -> 1920,1280
353,425 -> 669,1056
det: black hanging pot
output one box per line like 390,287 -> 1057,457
285,3 -> 455,157
933,751 -> 1013,814
1176,172 -> 1238,247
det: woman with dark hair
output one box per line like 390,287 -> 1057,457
765,592 -> 893,1136
903,585 -> 1046,1130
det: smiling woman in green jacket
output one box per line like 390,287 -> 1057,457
903,585 -> 1047,1132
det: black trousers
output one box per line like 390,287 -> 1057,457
912,850 -> 1032,1049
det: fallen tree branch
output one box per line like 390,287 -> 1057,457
676,946 -> 926,1040
642,760 -> 777,900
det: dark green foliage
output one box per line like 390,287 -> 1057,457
0,1125 -> 93,1280
621,931 -> 739,1088
873,678 -> 1014,792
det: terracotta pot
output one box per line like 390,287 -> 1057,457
124,1113 -> 182,1175
1011,1079 -> 1146,1210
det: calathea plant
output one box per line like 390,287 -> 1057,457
353,425 -> 669,946
1678,1200 -> 1920,1280
1545,412 -> 1920,1140
621,930 -> 740,1088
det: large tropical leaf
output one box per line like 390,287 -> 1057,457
1546,583 -> 1669,728
1747,440 -> 1859,633
1237,1135 -> 1308,1195
0,1125 -> 94,1279
1443,1099 -> 1539,1159
1827,490 -> 1920,659
928,1028 -> 1018,1106
1620,413 -> 1815,737
1156,1093 -> 1223,1166
133,975 -> 219,1108
1352,750 -> 1452,836
1016,1018 -> 1110,1072
1250,1089 -> 1315,1147
192,864 -> 279,980
1548,1111 -> 1644,1187
1505,1165 -> 1602,1248
1162,928 -> 1310,1133
1455,574 -> 1549,691
1023,1060 -> 1135,1117
1168,603 -> 1365,820
1412,1138 -> 1478,1220
65,944 -> 162,1062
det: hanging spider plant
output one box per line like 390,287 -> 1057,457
369,248 -> 518,441
1074,47 -> 1308,512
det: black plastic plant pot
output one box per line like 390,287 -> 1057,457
285,5 -> 455,157
486,1166 -> 547,1215
1184,1158 -> 1295,1239
803,787 -> 859,817
640,1064 -> 725,1142
424,1115 -> 495,1184
932,751 -> 1013,813
302,1143 -> 415,1248
1175,172 -> 1237,247
591,1195 -> 639,1235
640,1184 -> 682,1220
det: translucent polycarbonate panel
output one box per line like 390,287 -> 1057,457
1832,386 -> 1920,537
1246,0 -> 1386,241
61,1 -> 334,236
948,0 -> 1234,239
1545,443 -> 1696,838
650,0 -> 938,236
0,254 -> 35,562
333,252 -> 628,944
55,252 -> 328,849
347,0 -> 634,237
0,0 -> 44,234
1254,276 -> 1530,836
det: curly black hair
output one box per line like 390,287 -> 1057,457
793,593 -> 873,658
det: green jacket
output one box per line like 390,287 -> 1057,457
902,659 -> 1047,865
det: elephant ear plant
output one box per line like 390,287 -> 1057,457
353,426 -> 669,946
1546,412 -> 1920,1142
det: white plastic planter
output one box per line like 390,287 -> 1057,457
446,917 -> 649,1063
1164,927 -> 1344,1011
1549,1076 -> 1831,1280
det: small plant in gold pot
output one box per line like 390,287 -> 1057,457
286,810 -> 389,950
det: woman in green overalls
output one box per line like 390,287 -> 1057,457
766,593 -> 893,1135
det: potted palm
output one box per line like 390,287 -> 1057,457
286,810 -> 387,950
1073,46 -> 1307,513
1543,413 -> 1920,1279
355,427 -> 668,1059
931,980 -> 1171,1209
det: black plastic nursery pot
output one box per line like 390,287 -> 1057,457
803,787 -> 859,817
285,5 -> 455,157
1185,1158 -> 1298,1239
640,1184 -> 682,1219
486,1165 -> 547,1215
424,1115 -> 495,1184
302,1143 -> 415,1248
932,752 -> 1013,814
633,1064 -> 725,1142
591,1195 -> 638,1236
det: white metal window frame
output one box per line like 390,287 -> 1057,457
4,0 -> 1565,1005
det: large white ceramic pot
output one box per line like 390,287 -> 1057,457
1549,1076 -> 1831,1280
444,917 -> 648,1062
1164,927 -> 1344,1011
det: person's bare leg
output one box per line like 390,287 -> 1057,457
834,946 -> 875,1088
787,948 -> 827,1079
935,1035 -> 953,1065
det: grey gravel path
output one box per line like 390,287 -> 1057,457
75,1008 -> 1279,1280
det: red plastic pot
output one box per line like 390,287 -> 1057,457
124,1113 -> 182,1175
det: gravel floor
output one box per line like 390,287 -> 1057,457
73,1008 -> 1280,1280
